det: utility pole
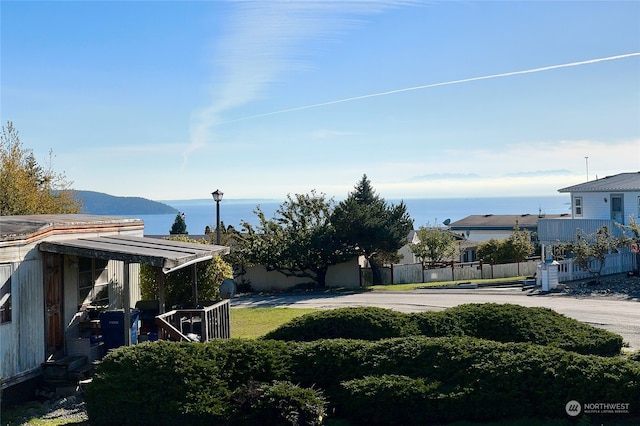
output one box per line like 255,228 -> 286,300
585,157 -> 589,181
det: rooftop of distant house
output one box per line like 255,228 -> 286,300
559,171 -> 640,193
449,213 -> 569,230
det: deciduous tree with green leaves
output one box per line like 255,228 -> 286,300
139,236 -> 233,309
332,175 -> 414,284
409,224 -> 458,268
477,221 -> 534,264
560,226 -> 625,283
618,216 -> 640,273
1,121 -> 81,215
238,191 -> 351,288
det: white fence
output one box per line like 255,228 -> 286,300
360,252 -> 637,286
362,259 -> 541,286
555,252 -> 636,282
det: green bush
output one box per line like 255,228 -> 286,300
285,335 -> 640,421
264,303 -> 623,356
430,303 -> 623,356
196,339 -> 292,388
288,339 -> 370,394
262,306 -> 418,341
85,341 -> 230,425
230,380 -> 326,426
347,336 -> 640,421
86,340 -> 293,426
340,375 -> 469,425
86,317 -> 637,425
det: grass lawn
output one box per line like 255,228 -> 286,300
365,276 -> 527,291
231,307 -> 318,338
229,276 -> 528,338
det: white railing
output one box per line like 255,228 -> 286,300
155,299 -> 231,342
361,252 -> 636,285
555,252 -> 636,282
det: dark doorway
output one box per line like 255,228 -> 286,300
44,253 -> 64,358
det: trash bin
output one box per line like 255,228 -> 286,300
99,309 -> 139,350
135,299 -> 159,335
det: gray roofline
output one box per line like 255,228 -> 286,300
39,235 -> 229,273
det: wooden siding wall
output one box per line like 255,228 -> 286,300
106,261 -> 141,310
63,256 -> 79,339
0,257 -> 45,388
1,254 -> 142,389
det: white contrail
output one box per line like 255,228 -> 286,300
224,52 -> 640,123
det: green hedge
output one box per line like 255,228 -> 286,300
263,304 -> 624,356
262,306 -> 418,341
291,336 -> 640,422
419,303 -> 623,356
86,337 -> 640,425
84,340 -> 317,426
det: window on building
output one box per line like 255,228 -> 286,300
78,257 -> 109,308
0,264 -> 11,324
574,197 -> 583,217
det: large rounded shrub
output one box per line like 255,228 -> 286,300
424,303 -> 623,356
264,303 -> 624,356
262,306 -> 418,341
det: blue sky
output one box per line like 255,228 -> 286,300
2,0 -> 639,201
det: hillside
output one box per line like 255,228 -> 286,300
72,190 -> 179,215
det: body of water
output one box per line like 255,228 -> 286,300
136,196 -> 571,236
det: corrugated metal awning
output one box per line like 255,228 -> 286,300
39,235 -> 230,274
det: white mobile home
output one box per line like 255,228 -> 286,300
1,214 -> 228,395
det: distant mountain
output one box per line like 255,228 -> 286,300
72,190 -> 179,215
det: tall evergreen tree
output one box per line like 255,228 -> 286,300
332,174 -> 414,284
170,213 -> 188,235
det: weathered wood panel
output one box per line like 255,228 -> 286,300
0,257 -> 46,388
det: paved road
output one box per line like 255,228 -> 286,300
231,287 -> 640,352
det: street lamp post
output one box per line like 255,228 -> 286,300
211,189 -> 224,245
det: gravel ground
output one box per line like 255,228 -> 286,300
2,394 -> 88,425
6,273 -> 640,425
557,272 -> 640,300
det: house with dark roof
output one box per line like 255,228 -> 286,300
447,213 -> 569,262
449,213 -> 569,242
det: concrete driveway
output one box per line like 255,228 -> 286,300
231,287 -> 640,352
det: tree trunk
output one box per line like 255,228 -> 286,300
316,267 -> 327,289
369,256 -> 383,285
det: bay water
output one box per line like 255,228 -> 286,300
137,196 -> 571,236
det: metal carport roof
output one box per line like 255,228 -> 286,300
39,235 -> 229,274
